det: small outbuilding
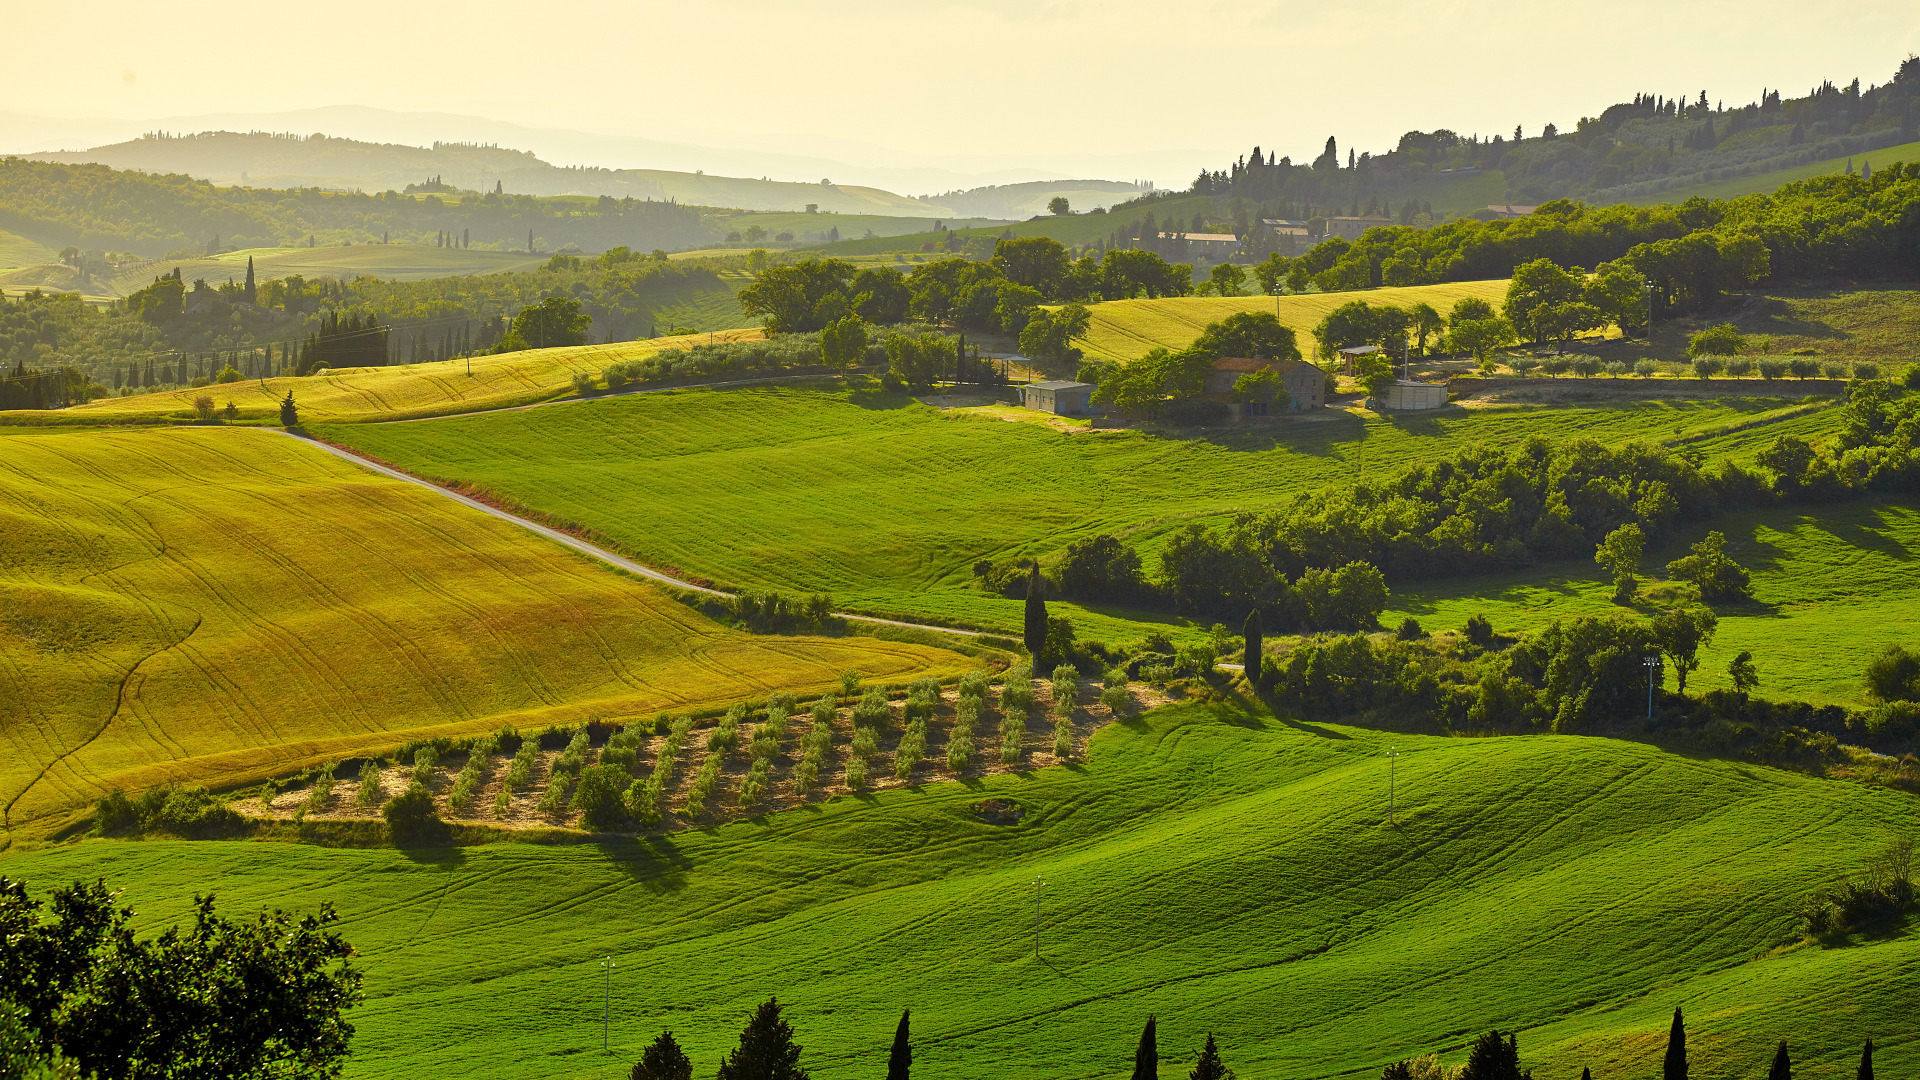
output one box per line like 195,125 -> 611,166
1021,380 -> 1097,416
1376,380 -> 1446,411
1336,344 -> 1382,376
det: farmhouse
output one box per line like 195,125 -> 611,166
1020,379 -> 1097,416
1157,232 -> 1241,257
1204,357 -> 1325,416
1323,216 -> 1393,240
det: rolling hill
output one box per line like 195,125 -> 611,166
0,423 -> 966,844
2,701 -> 1913,1080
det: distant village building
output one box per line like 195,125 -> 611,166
1204,357 -> 1325,417
1020,379 -> 1097,416
1260,219 -> 1312,254
1482,204 -> 1539,219
1323,216 -> 1394,240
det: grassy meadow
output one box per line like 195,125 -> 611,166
3,701 -> 1914,1080
1073,280 -> 1514,364
1627,139 -> 1920,205
0,226 -> 57,272
0,425 -> 966,844
322,385 -> 1845,644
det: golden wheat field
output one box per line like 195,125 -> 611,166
0,425 -> 965,844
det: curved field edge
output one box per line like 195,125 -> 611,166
1,702 -> 1913,1080
0,425 -> 968,844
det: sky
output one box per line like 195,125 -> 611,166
3,0 -> 1917,191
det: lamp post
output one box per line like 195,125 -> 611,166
599,955 -> 616,1052
1643,280 -> 1656,345
1644,655 -> 1663,718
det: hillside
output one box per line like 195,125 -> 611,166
4,702 -> 1914,1079
1627,138 -> 1920,204
28,131 -> 955,216
321,385 -> 1844,645
0,424 -> 965,843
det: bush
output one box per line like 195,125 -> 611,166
95,785 -> 244,838
1462,614 -> 1496,648
1053,717 -> 1073,761
304,764 -> 337,811
1396,617 -> 1426,641
1758,358 -> 1788,379
354,760 -> 385,807
1687,323 -> 1745,358
839,670 -> 862,696
1101,684 -> 1130,714
382,782 -> 443,844
844,755 -> 868,789
571,372 -> 597,395
572,763 -> 632,830
411,748 -> 438,785
1864,645 -> 1920,703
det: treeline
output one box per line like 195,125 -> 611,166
1257,163 -> 1920,306
0,158 -> 710,255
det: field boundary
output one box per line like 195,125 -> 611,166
262,429 -> 987,639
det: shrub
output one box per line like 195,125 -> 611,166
684,753 -> 722,816
961,669 -> 992,699
1463,614 -> 1495,648
839,670 -> 863,696
504,735 -> 538,790
1102,667 -> 1126,690
740,758 -> 771,803
1176,643 -> 1218,678
411,748 -> 439,786
1101,684 -> 1130,714
303,764 -> 336,811
844,755 -> 868,789
1053,717 -> 1073,761
1635,359 -> 1657,377
1788,357 -> 1820,380
1051,664 -> 1079,704
1687,323 -> 1745,358
852,689 -> 893,732
851,726 -> 879,759
383,782 -> 442,844
96,785 -> 244,837
492,787 -> 512,818
1726,357 -> 1755,377
895,720 -> 926,778
1396,617 -> 1426,640
572,763 -> 632,830
1855,362 -> 1881,380
1758,358 -> 1788,380
1864,646 -> 1920,703
1692,356 -> 1724,379
354,760 -> 386,807
1799,837 -> 1914,938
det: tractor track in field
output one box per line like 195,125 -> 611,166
255,428 -> 990,643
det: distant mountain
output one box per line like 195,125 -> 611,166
27,131 -> 959,217
925,179 -> 1147,220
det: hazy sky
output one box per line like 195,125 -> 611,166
4,0 -> 1917,188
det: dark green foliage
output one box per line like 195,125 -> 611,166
1396,617 -> 1426,641
1649,606 -> 1718,693
1665,531 -> 1753,603
1056,534 -> 1149,601
381,782 -> 443,845
1159,517 -> 1388,629
1463,615 -> 1496,648
1799,838 -> 1915,938
885,1009 -> 910,1080
1191,311 -> 1301,363
297,310 -> 389,372
93,785 -> 244,839
1188,1034 -> 1233,1080
1131,1016 -> 1158,1080
1863,645 -> 1920,702
0,876 -> 361,1080
572,763 -> 632,831
497,296 -> 590,352
1663,1008 -> 1687,1080
1769,1041 -> 1791,1080
1857,1039 -> 1873,1080
1459,1031 -> 1527,1080
1024,563 -> 1048,664
632,1031 -> 694,1080
715,998 -> 808,1080
1383,1062 -> 1413,1080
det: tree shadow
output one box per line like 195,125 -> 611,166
593,834 -> 694,891
1813,508 -> 1915,562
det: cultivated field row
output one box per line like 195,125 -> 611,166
237,676 -> 1163,832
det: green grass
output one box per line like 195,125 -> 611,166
1385,499 -> 1920,705
1075,281 -> 1513,364
0,425 -> 966,843
2,701 -> 1914,1080
0,227 -> 56,271
320,386 -> 1838,641
1627,140 -> 1920,205
94,245 -> 552,297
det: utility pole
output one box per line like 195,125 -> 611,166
1644,655 -> 1662,718
1643,280 -> 1656,345
1387,747 -> 1399,825
600,955 -> 616,1052
1031,878 -> 1045,960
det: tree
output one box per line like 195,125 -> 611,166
885,1010 -> 911,1080
1688,324 -> 1745,358
1863,645 -> 1920,702
1650,606 -> 1718,693
1448,297 -> 1496,326
1586,262 -> 1648,336
1408,302 -> 1444,354
1765,1043 -> 1790,1080
243,256 -> 257,306
1457,1031 -> 1524,1080
1535,301 -> 1605,353
1504,258 -> 1586,344
1595,523 -> 1646,602
1242,609 -> 1264,683
1193,311 -> 1300,362
633,1031 -> 694,1080
382,781 -> 443,844
572,763 -> 631,830
1131,1016 -> 1158,1080
1663,1007 -> 1688,1080
1206,262 -> 1247,297
1189,1034 -> 1233,1080
1447,318 -> 1518,365
1856,1040 -> 1873,1080
820,315 -> 869,368
1232,369 -> 1288,410
740,260 -> 858,333
1665,531 -> 1752,602
0,876 -> 361,1080
504,296 -> 591,350
1048,196 -> 1070,215
1057,535 -> 1147,600
1728,650 -> 1760,694
715,998 -> 809,1080
1024,563 -> 1048,665
1018,304 -> 1091,374
279,391 -> 298,427
991,237 -> 1073,298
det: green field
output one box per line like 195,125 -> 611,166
1627,140 -> 1920,206
95,244 -> 552,296
0,425 -> 965,844
0,226 -> 57,271
1075,281 -> 1514,364
1384,499 -> 1920,705
320,386 -> 1845,642
3,701 -> 1913,1080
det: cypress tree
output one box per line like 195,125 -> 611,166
885,1009 -> 910,1080
1131,1016 -> 1158,1080
280,391 -> 298,428
1581,1069 -> 1593,1080
243,256 -> 256,305
1189,1034 -> 1229,1080
1856,1039 -> 1872,1080
632,1030 -> 693,1080
1023,562 -> 1048,667
1768,1042 -> 1790,1080
715,997 -> 808,1080
1663,1008 -> 1687,1080
1242,609 -> 1263,684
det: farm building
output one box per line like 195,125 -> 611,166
1376,380 -> 1447,411
1020,380 -> 1097,416
1336,344 -> 1382,375
1203,357 -> 1325,416
1324,216 -> 1393,240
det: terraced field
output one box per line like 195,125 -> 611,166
0,425 -> 966,844
1074,280 -> 1515,364
324,385 -> 1845,642
6,702 -> 1914,1080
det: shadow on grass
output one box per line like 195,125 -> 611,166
1813,506 -> 1916,562
594,834 -> 694,891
